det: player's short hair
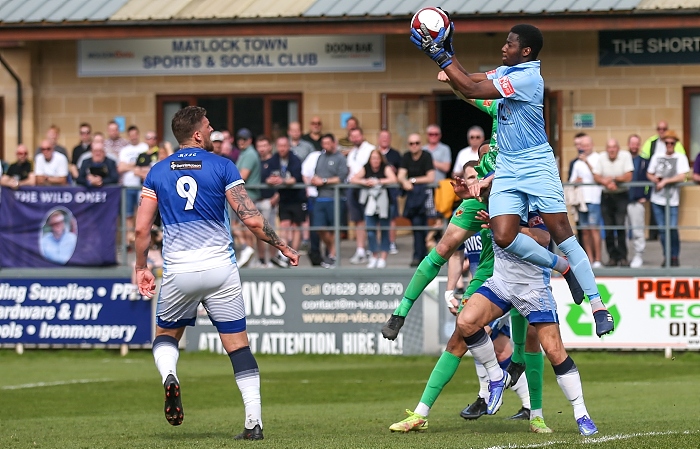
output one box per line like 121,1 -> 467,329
321,133 -> 336,142
350,127 -> 363,135
172,106 -> 207,144
510,24 -> 543,60
256,135 -> 270,144
574,132 -> 587,139
127,125 -> 139,133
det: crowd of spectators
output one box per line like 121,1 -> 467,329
566,121 -> 695,267
3,117 -> 699,270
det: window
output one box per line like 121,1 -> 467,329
157,94 -> 301,148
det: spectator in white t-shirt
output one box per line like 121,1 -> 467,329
35,139 -> 69,186
453,126 -> 484,177
569,134 -> 603,267
646,130 -> 689,267
119,125 -> 149,246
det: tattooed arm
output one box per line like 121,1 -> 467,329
226,184 -> 300,266
134,195 -> 158,297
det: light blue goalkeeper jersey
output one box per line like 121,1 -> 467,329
486,60 -> 549,155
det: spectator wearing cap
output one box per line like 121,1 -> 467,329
210,131 -> 225,155
646,130 -> 690,267
641,120 -> 686,159
35,139 -> 69,186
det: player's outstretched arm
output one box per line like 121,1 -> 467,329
134,196 -> 158,297
443,57 -> 499,100
226,184 -> 300,266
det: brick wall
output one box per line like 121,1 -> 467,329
20,32 -> 700,241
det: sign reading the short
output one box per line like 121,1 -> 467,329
600,28 -> 700,66
78,35 -> 385,76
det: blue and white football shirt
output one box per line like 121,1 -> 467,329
142,148 -> 243,274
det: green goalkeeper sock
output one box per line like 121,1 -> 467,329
510,309 -> 528,365
393,249 -> 447,317
418,351 -> 461,409
524,351 -> 545,411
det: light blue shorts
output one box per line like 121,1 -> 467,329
489,148 -> 567,219
578,203 -> 601,228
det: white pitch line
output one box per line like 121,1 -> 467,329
483,430 -> 697,449
1,378 -> 111,390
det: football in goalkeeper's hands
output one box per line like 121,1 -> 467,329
411,7 -> 449,39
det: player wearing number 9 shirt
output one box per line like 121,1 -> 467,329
134,106 -> 299,440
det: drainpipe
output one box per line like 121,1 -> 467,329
0,53 -> 22,145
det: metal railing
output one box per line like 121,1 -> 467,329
119,180 -> 700,269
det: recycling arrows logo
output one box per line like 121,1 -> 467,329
565,284 -> 621,337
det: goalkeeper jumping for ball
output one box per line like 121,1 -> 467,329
390,165 -> 598,436
395,16 -> 614,338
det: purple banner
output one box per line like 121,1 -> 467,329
0,186 -> 120,267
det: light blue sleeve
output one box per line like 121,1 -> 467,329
486,66 -> 506,80
492,69 -> 539,102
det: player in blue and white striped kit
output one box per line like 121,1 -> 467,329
412,21 -> 614,338
135,106 -> 298,440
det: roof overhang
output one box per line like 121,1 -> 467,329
0,12 -> 698,41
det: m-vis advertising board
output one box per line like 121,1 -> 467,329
0,278 -> 152,346
185,271 -> 421,355
78,35 -> 385,76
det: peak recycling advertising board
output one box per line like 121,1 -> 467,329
551,277 -> 700,349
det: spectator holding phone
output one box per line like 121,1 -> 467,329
76,140 -> 119,187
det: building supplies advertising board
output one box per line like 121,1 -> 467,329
185,271 -> 422,355
78,35 -> 385,76
0,279 -> 151,345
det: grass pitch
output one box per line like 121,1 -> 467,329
0,350 -> 698,448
